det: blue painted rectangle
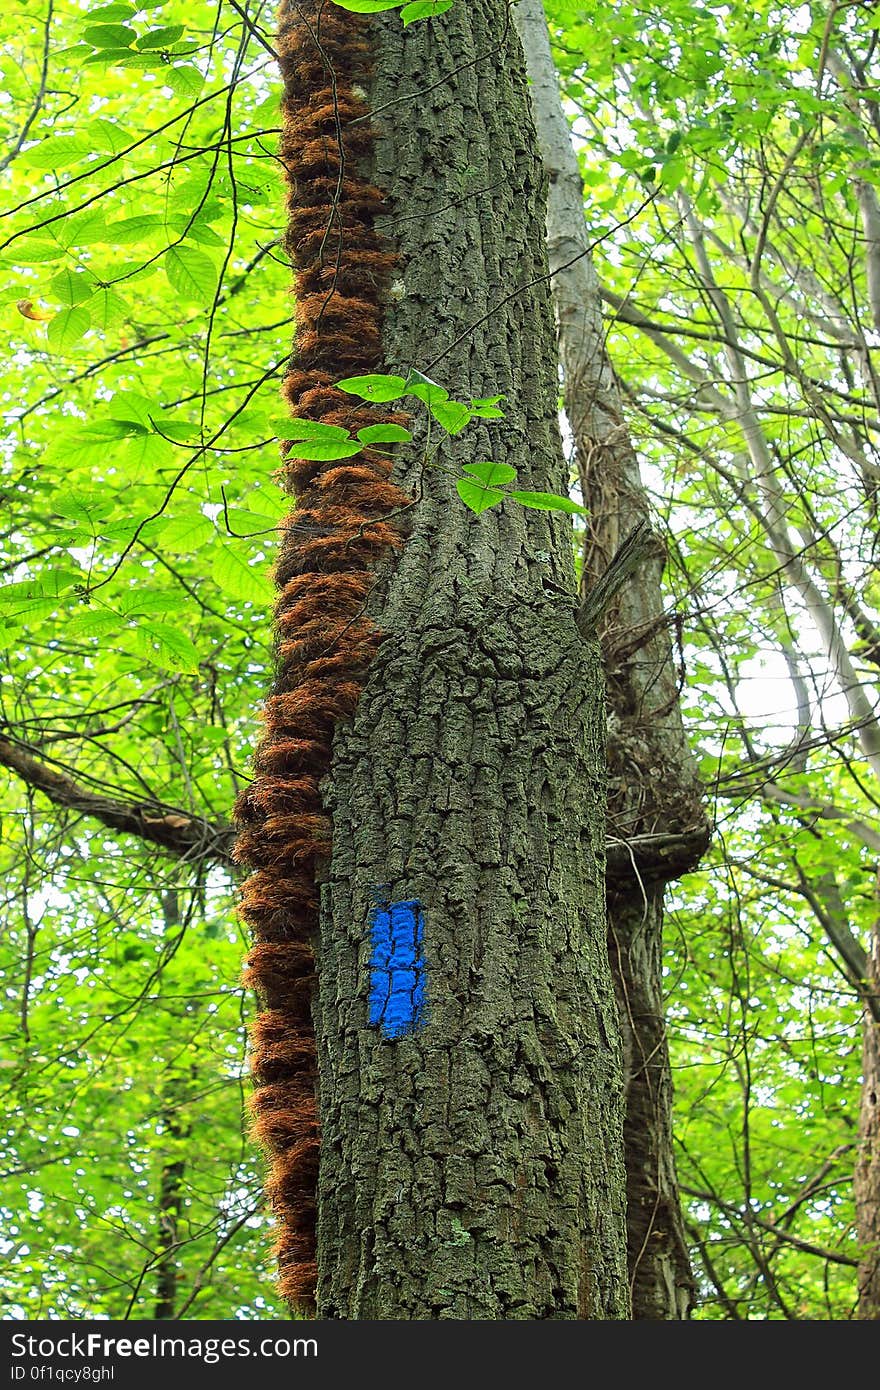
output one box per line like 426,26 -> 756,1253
368,899 -> 426,1040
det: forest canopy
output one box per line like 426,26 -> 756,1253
1,0 -> 878,1320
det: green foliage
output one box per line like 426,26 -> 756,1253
336,373 -> 585,514
543,0 -> 880,1317
331,0 -> 452,18
1,0 -> 875,1324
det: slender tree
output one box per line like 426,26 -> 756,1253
514,0 -> 709,1319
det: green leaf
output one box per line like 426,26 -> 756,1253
0,569 -> 85,610
22,137 -> 92,168
65,609 -> 124,640
136,26 -> 185,48
429,398 -> 472,434
286,440 -> 363,461
470,395 -> 505,419
278,418 -> 351,442
401,0 -> 453,22
46,423 -> 134,471
155,514 -> 215,553
224,509 -> 282,538
336,373 -> 408,401
88,117 -> 133,154
50,269 -> 97,307
139,622 -> 201,673
165,245 -> 218,303
106,215 -> 166,245
3,239 -> 66,264
507,490 -> 589,515
406,379 -> 449,408
91,289 -> 129,331
330,0 -> 404,10
118,590 -> 190,618
165,64 -> 205,98
114,431 -> 176,476
356,424 -> 412,445
58,209 -> 113,247
462,461 -> 517,487
46,307 -> 91,352
81,3 -> 136,20
456,478 -> 505,515
82,23 -> 138,47
211,546 -> 273,605
183,222 -> 225,248
106,392 -> 163,429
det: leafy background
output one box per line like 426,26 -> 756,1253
2,0 -> 877,1318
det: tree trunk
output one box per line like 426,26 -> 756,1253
513,0 -> 709,1319
857,888 -> 880,1319
155,890 -> 187,1321
308,1 -> 629,1319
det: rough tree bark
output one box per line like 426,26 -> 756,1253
513,0 -> 710,1319
302,1 -> 629,1318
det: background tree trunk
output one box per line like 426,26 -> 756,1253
313,1 -> 629,1320
514,0 -> 709,1318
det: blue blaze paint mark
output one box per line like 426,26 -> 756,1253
368,899 -> 426,1040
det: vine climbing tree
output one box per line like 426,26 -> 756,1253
2,0 -> 875,1323
237,0 -> 630,1320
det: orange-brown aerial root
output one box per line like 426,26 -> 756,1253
233,0 -> 412,1314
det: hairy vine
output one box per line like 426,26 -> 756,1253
233,0 -> 411,1313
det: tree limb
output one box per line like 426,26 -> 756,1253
0,736 -> 236,867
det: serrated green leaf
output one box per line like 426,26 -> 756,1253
462,461 -> 517,487
88,117 -> 133,154
507,490 -> 589,515
357,424 -> 412,445
50,269 -> 97,307
0,598 -> 60,635
183,222 -> 225,248
224,510 -> 282,537
401,0 -> 453,23
4,239 -> 66,264
91,289 -> 129,331
22,137 -> 92,169
107,215 -> 165,245
65,609 -> 123,640
81,3 -> 136,20
47,306 -> 91,352
82,23 -> 137,47
456,478 -> 505,515
212,546 -> 272,604
114,432 -> 176,475
58,209 -> 113,247
165,245 -> 218,303
155,514 -> 216,552
166,65 -> 205,98
0,569 -> 85,610
336,373 -> 408,401
136,25 -> 185,48
107,391 -> 166,429
117,590 -> 182,617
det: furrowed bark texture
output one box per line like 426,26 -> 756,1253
313,2 -> 629,1319
856,896 -> 880,1319
514,0 -> 709,1319
234,1 -> 413,1313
